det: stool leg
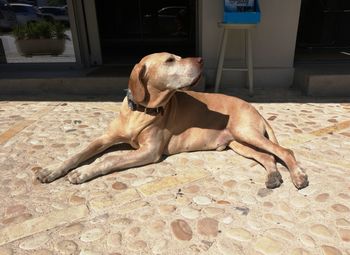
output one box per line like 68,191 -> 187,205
215,29 -> 228,93
244,30 -> 248,89
246,29 -> 254,96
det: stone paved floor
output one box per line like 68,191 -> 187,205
0,89 -> 350,255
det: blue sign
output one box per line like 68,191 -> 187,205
223,0 -> 260,24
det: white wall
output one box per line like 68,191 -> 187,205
200,0 -> 301,89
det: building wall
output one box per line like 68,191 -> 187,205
200,0 -> 301,89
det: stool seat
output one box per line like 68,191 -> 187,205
215,23 -> 256,95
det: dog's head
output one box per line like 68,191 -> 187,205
128,52 -> 203,108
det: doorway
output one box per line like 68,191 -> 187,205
295,0 -> 350,63
95,0 -> 197,65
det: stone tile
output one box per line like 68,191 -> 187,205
217,238 -> 244,255
0,247 -> 13,255
321,245 -> 343,255
336,219 -> 350,227
127,240 -> 148,251
29,249 -> 53,255
138,168 -> 208,196
148,219 -> 166,234
225,227 -> 253,241
117,200 -> 149,214
171,219 -> 193,241
0,205 -> 89,246
310,224 -> 333,239
300,234 -> 316,248
331,204 -> 350,213
158,204 -> 177,215
1,105 -> 57,145
288,248 -> 311,255
254,236 -> 284,255
315,193 -> 330,202
0,120 -> 35,145
203,207 -> 225,217
19,233 -> 50,250
126,226 -> 140,237
111,181 -> 128,190
197,218 -> 219,237
79,249 -> 103,255
55,240 -> 79,254
311,120 -> 350,137
182,185 -> 200,193
151,239 -> 168,254
193,196 -> 212,205
180,207 -> 200,220
59,223 -> 84,237
80,228 -> 105,242
89,188 -> 140,213
106,232 -> 122,248
265,228 -> 295,241
338,228 -> 350,242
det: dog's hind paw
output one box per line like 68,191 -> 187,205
265,171 -> 283,189
292,170 -> 309,190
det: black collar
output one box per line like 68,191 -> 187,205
126,89 -> 164,115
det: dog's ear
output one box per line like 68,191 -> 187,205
128,63 -> 147,103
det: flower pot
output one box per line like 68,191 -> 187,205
15,39 -> 65,57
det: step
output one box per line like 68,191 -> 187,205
0,76 -> 129,97
0,69 -> 206,97
294,64 -> 350,96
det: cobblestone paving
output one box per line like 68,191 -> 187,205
0,90 -> 350,255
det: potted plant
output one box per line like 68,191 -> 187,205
13,20 -> 69,56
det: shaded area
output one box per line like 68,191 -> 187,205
1,87 -> 349,103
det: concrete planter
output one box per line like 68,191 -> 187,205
15,39 -> 65,57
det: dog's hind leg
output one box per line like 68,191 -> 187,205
36,134 -> 121,183
263,118 -> 279,144
228,141 -> 283,189
232,130 -> 308,189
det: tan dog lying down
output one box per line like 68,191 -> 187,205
36,52 -> 308,189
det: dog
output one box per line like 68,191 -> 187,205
36,52 -> 308,189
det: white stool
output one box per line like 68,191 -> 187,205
214,23 -> 256,95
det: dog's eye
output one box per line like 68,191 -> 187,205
165,57 -> 175,63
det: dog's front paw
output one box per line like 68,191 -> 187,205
67,167 -> 91,184
291,170 -> 309,190
36,165 -> 64,183
265,171 -> 283,189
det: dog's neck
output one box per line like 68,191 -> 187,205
126,89 -> 164,116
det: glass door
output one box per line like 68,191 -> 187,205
95,0 -> 197,65
295,0 -> 350,62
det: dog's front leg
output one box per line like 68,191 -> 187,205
36,134 -> 120,183
67,144 -> 162,184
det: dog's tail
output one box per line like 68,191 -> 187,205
263,118 -> 279,145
